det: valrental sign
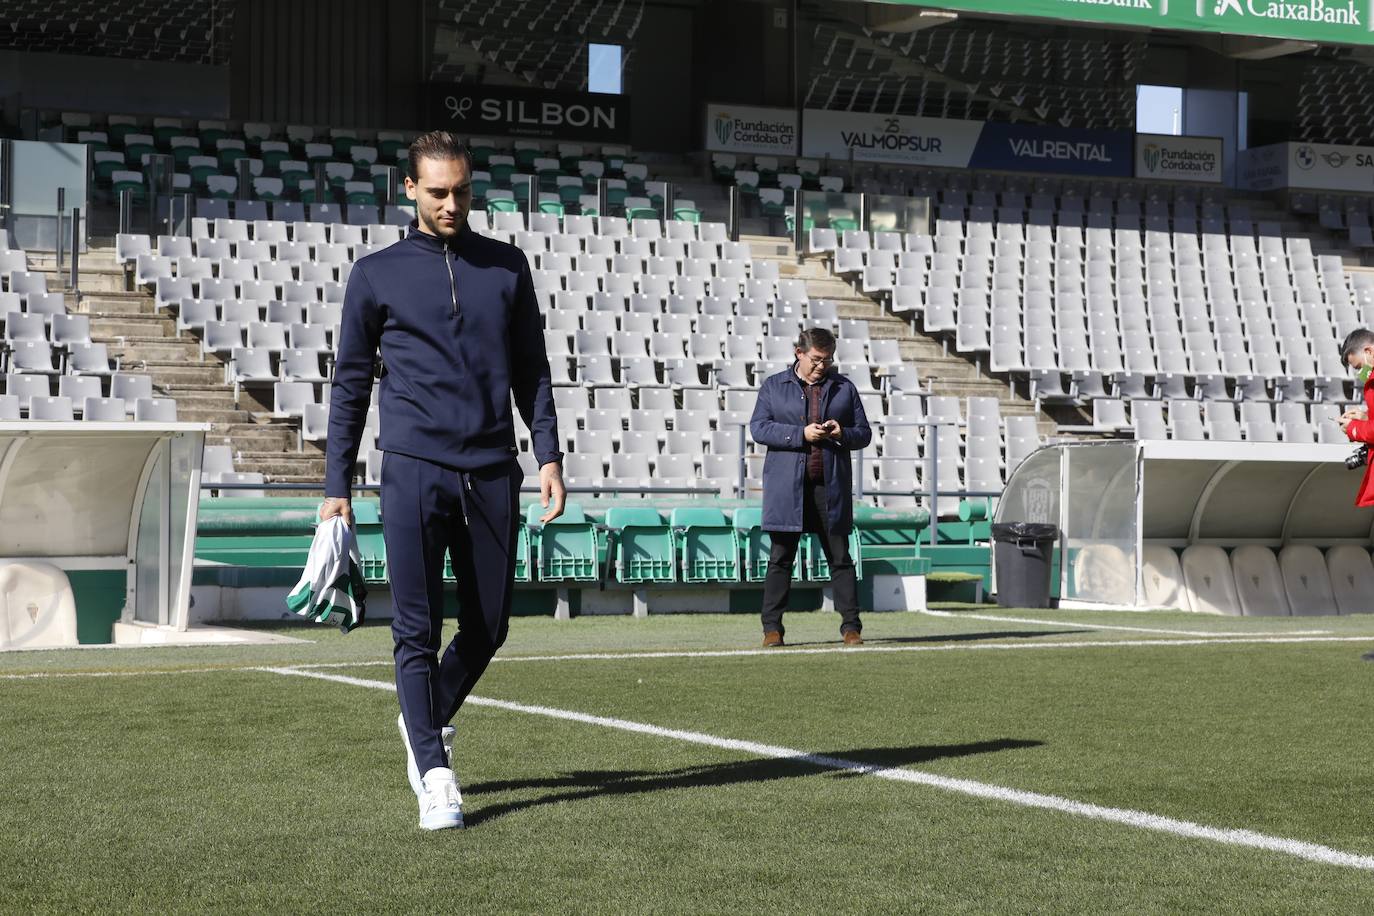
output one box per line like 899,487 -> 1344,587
884,1 -> 1374,46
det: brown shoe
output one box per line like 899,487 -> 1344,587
762,631 -> 784,648
842,630 -> 864,647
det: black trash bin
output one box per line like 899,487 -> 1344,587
991,522 -> 1059,609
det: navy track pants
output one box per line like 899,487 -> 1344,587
381,450 -> 523,774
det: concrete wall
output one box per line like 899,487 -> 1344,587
0,50 -> 228,118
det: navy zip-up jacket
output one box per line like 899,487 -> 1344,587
324,221 -> 562,498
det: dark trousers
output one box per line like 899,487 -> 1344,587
760,479 -> 861,637
381,451 -> 523,774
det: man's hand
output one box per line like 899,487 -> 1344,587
320,496 -> 354,528
803,423 -> 828,443
822,419 -> 842,441
539,461 -> 566,524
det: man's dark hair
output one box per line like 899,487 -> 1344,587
796,327 -> 836,352
1340,327 -> 1374,363
407,130 -> 472,180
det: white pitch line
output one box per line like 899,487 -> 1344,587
4,634 -> 1374,680
920,608 -> 1333,638
260,665 -> 1374,873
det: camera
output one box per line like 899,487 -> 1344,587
1346,445 -> 1369,470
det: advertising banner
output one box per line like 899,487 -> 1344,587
882,0 -> 1374,48
427,84 -> 629,144
705,104 -> 798,156
801,109 -> 984,168
1238,143 -> 1290,191
1283,141 -> 1374,191
1240,141 -> 1374,191
971,122 -> 1134,177
1135,134 -> 1224,183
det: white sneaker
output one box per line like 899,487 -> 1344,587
418,766 -> 464,830
398,713 -> 456,799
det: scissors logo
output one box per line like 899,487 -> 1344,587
444,95 -> 474,120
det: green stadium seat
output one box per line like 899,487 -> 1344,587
673,206 -> 702,224
711,153 -> 737,182
378,136 -> 407,160
124,135 -> 157,164
217,147 -> 248,171
606,506 -> 676,585
514,522 -> 532,583
558,185 -> 583,209
732,506 -> 802,582
470,145 -> 496,168
671,507 -> 740,583
487,197 -> 520,214
538,200 -> 566,217
93,152 -> 126,184
332,135 -> 360,159
170,137 -> 202,167
110,171 -> 146,202
802,531 -> 863,581
152,122 -> 182,146
352,500 -> 387,582
199,124 -> 230,148
107,119 -> 138,147
527,502 -> 599,582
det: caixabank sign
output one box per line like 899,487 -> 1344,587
1135,134 -> 1224,184
428,84 -> 629,144
705,104 -> 798,156
890,0 -> 1374,47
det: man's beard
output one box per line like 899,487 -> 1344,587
423,211 -> 464,237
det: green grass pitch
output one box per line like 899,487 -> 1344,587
4,609 -> 1374,914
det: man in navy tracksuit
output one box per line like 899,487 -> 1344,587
322,130 -> 565,831
749,327 -> 871,648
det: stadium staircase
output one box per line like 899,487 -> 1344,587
788,236 -> 1050,427
27,246 -> 322,483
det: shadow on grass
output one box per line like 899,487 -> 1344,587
462,737 -> 1043,828
780,629 -> 1089,648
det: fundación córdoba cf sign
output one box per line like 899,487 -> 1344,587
886,0 -> 1374,46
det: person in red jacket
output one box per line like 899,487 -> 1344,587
1338,328 -> 1374,507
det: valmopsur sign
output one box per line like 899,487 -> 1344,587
428,84 -> 629,144
1135,134 -> 1224,184
801,109 -> 985,167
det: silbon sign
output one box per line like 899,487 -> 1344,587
883,0 -> 1374,47
427,84 -> 629,143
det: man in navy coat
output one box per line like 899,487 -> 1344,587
749,327 -> 872,647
